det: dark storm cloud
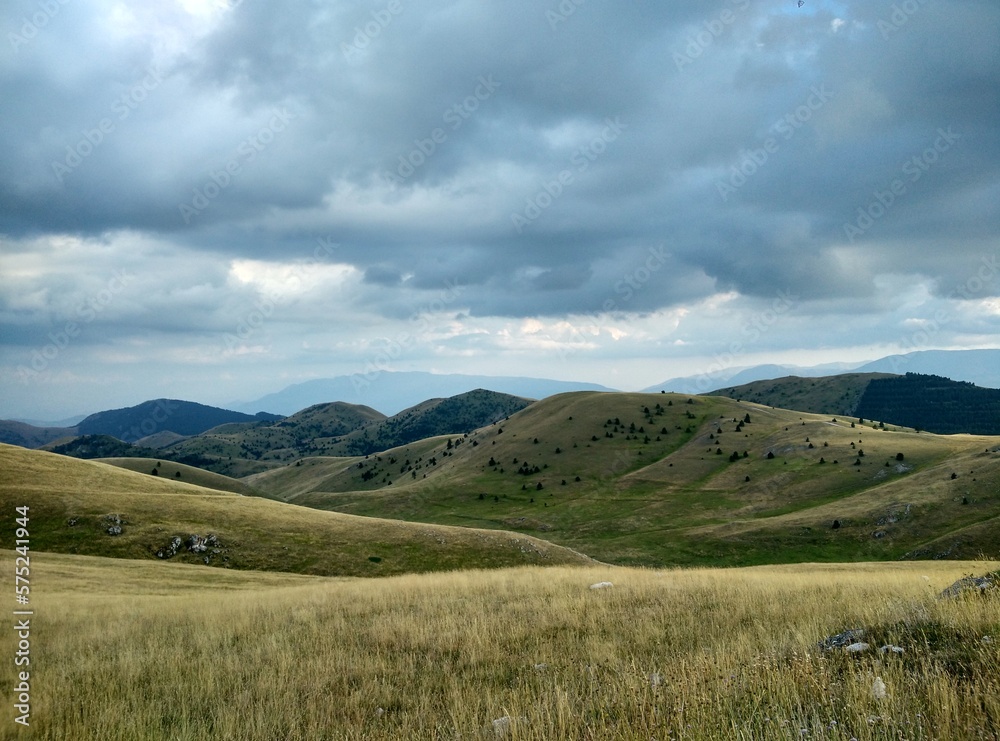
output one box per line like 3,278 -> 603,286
6,2 -> 996,258
1,0 -> 998,415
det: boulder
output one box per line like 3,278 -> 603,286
938,572 -> 998,599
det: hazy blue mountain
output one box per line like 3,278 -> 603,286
644,363 -> 862,395
646,349 -> 1000,395
230,371 -> 618,416
12,414 -> 88,427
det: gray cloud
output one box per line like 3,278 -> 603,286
1,0 -> 998,417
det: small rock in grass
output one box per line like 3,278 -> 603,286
589,581 -> 613,590
845,642 -> 870,653
879,645 -> 904,654
818,628 -> 865,650
872,677 -> 887,699
491,715 -> 526,737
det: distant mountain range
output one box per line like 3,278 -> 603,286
0,399 -> 281,448
5,350 -> 999,452
228,371 -> 617,416
646,349 -> 1000,395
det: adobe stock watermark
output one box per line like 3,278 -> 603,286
546,0 -> 587,30
51,66 -> 165,182
17,269 -> 135,383
340,0 -> 403,65
716,84 -> 834,202
883,253 -> 998,370
223,236 -> 340,351
382,75 -> 501,186
349,278 -> 465,394
878,0 -> 932,40
843,126 -> 959,243
686,288 -> 800,394
179,107 -> 296,224
673,0 -> 750,71
510,116 -> 627,233
8,0 -> 70,53
552,244 -> 671,362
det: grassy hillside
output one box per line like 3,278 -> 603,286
248,391 -> 1000,567
6,552 -> 998,739
273,400 -> 387,437
96,457 -> 266,497
0,444 -> 592,576
134,429 -> 189,448
707,372 -> 897,415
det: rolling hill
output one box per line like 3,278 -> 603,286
152,389 -> 532,476
0,443 -> 593,576
44,434 -> 163,460
96,457 -> 267,497
76,399 -> 283,442
706,373 -> 897,416
246,391 -> 1000,568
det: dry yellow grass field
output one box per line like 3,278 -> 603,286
2,552 -> 997,739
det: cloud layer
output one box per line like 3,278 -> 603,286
1,0 -> 998,418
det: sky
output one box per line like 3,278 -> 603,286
1,0 -> 999,421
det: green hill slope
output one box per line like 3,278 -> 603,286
96,457 -> 265,497
0,444 -> 593,576
247,392 -> 1000,567
707,373 -> 897,415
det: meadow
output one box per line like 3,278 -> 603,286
3,552 -> 997,740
